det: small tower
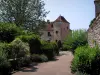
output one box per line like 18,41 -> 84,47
94,0 -> 100,17
53,15 -> 70,42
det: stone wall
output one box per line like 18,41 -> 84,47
41,21 -> 70,42
40,30 -> 54,41
53,22 -> 69,42
60,22 -> 70,42
88,14 -> 100,47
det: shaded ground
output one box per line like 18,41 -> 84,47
13,51 -> 74,75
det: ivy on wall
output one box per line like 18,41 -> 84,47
89,18 -> 96,27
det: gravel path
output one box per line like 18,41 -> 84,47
13,51 -> 74,75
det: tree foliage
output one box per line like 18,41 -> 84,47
63,29 -> 87,51
0,0 -> 49,32
0,23 -> 22,42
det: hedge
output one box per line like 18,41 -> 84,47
41,41 -> 59,60
18,35 -> 42,54
71,46 -> 100,75
0,43 -> 11,75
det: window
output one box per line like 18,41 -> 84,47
67,26 -> 69,29
48,32 -> 51,36
56,40 -> 58,42
56,31 -> 58,34
51,24 -> 53,28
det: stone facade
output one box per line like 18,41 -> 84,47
41,15 -> 70,42
88,0 -> 100,47
88,14 -> 100,47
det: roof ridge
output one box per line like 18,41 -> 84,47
54,15 -> 70,23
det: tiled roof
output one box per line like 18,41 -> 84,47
54,15 -> 70,24
44,16 -> 70,31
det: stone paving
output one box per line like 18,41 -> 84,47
13,51 -> 74,75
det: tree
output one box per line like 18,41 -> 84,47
63,29 -> 87,51
0,0 -> 49,32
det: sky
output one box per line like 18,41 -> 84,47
43,0 -> 95,30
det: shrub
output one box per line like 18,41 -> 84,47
31,54 -> 48,62
18,34 -> 40,42
76,71 -> 89,75
6,38 -> 30,70
71,46 -> 100,75
23,56 -> 31,66
29,38 -> 41,54
0,46 -> 11,75
17,55 -> 31,67
18,35 -> 42,54
0,23 -> 22,43
0,42 -> 9,52
10,56 -> 31,70
40,54 -> 48,62
31,54 -> 42,62
8,38 -> 30,59
0,40 -> 30,71
63,29 -> 87,51
51,42 -> 59,55
41,41 -> 56,60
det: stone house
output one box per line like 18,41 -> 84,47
40,15 -> 71,43
88,0 -> 100,47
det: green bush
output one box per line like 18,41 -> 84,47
71,46 -> 100,75
8,38 -> 30,59
51,42 -> 59,55
31,54 -> 41,62
31,54 -> 48,62
63,29 -> 87,51
2,38 -> 30,71
16,55 -> 31,67
22,55 -> 31,66
0,39 -> 30,71
41,41 -> 56,60
0,42 -> 9,52
0,23 -> 22,43
0,46 -> 11,75
18,34 -> 40,42
10,56 -> 31,70
76,71 -> 89,75
40,54 -> 48,62
18,35 -> 42,54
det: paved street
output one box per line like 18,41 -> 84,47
13,51 -> 73,75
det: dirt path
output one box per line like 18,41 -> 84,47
13,51 -> 74,75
